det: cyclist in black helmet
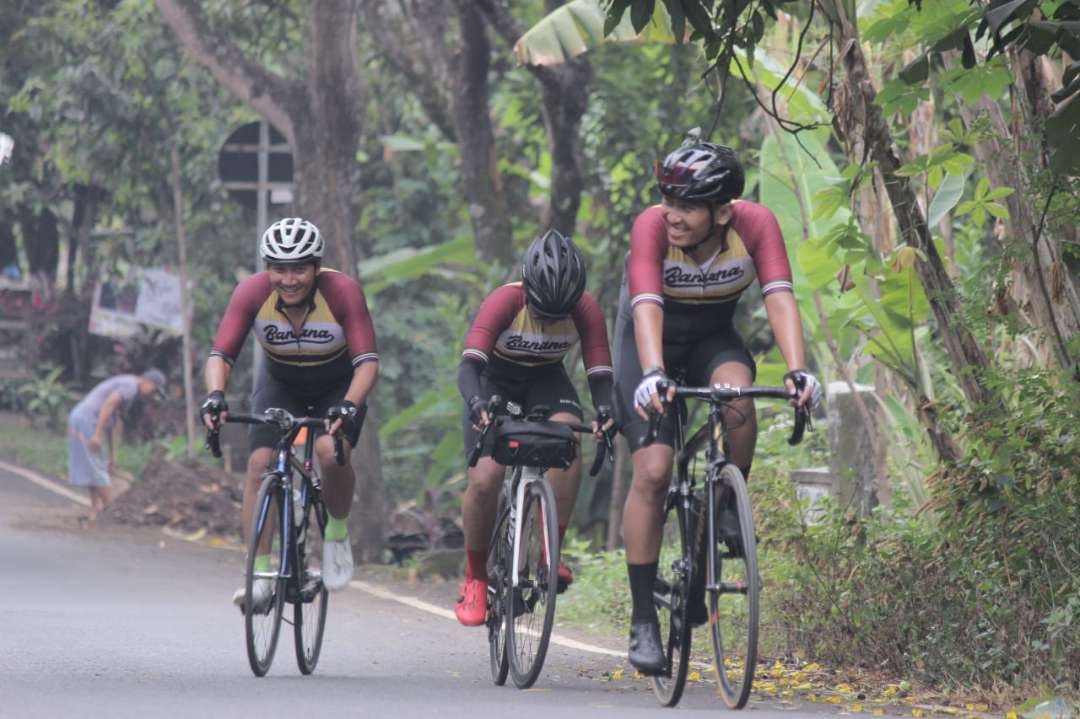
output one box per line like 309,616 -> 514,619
613,133 -> 821,673
453,229 -> 615,626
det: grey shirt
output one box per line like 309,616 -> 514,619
71,375 -> 140,428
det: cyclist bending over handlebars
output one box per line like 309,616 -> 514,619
200,217 -> 379,608
612,134 -> 821,673
455,229 -> 616,627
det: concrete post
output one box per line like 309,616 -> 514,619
826,381 -> 887,516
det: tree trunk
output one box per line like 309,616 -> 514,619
950,50 -> 1080,371
534,59 -> 591,234
606,436 -> 629,551
837,38 -> 998,411
450,0 -> 514,264
361,0 -> 514,265
477,0 -> 593,237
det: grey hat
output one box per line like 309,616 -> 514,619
141,368 -> 167,399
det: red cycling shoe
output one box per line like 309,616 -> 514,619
454,577 -> 488,626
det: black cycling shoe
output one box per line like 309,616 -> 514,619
628,620 -> 667,675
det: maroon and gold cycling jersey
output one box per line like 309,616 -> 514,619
210,269 -> 377,392
627,200 -> 793,327
462,282 -> 612,378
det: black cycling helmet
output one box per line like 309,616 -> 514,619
656,140 -> 745,205
520,229 -> 587,319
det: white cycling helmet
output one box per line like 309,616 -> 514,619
259,217 -> 324,263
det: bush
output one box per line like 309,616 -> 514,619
763,366 -> 1080,692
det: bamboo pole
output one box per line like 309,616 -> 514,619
169,143 -> 196,458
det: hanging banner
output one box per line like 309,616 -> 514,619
89,268 -> 183,338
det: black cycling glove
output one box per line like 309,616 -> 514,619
467,395 -> 490,427
327,400 -> 366,446
199,390 -> 227,425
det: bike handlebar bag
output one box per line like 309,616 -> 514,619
492,419 -> 577,469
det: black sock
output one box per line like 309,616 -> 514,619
627,562 -> 659,624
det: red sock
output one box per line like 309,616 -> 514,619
466,549 -> 488,582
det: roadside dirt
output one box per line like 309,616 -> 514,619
100,445 -> 242,540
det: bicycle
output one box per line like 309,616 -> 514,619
206,407 -> 346,677
467,397 -> 612,689
644,379 -> 809,709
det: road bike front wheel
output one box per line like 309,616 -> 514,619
506,477 -> 559,689
708,463 -> 760,709
245,472 -> 287,677
650,492 -> 692,707
487,494 -> 510,686
294,482 -> 328,675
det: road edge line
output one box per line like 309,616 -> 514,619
0,459 -> 90,507
350,579 -> 625,659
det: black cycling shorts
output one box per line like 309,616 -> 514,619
249,373 -> 361,452
462,361 -> 583,462
612,301 -> 755,451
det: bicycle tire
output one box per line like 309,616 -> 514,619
650,490 -> 692,707
294,481 -> 328,675
708,463 -> 760,709
245,472 -> 287,677
506,476 -> 559,689
487,493 -> 510,686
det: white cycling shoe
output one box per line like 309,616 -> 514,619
321,536 -> 354,592
232,577 -> 274,613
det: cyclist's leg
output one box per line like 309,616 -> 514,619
308,378 -> 362,591
457,372 -> 512,625
614,305 -> 682,670
690,329 -> 757,477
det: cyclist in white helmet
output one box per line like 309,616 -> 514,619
201,217 -> 379,607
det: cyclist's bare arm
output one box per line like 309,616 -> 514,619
326,361 -> 377,436
762,291 -> 812,406
202,355 -> 231,429
631,302 -> 674,417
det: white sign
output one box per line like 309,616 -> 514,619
88,268 -> 183,338
0,133 -> 13,166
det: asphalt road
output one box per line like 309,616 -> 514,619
0,464 -> 879,719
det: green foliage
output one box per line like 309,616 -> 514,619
759,364 -> 1080,691
556,534 -> 631,634
955,177 -> 1014,226
0,416 -> 69,480
18,364 -> 72,430
114,438 -> 155,478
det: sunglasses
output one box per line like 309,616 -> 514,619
654,159 -> 699,186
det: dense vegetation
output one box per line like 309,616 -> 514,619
1,0 -> 1077,694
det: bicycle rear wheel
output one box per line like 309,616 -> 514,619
650,491 -> 692,707
294,482 -> 328,675
708,464 -> 760,709
245,472 -> 287,677
506,476 -> 559,689
486,494 -> 510,686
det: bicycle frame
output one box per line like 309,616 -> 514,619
217,409 -> 326,593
